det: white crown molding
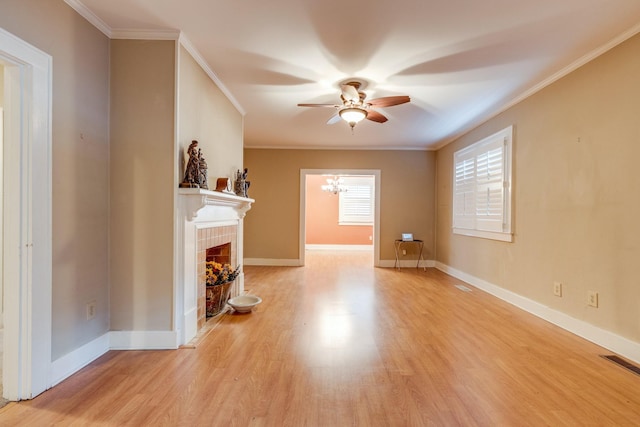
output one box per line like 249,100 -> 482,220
504,22 -> 640,113
433,21 -> 640,151
64,0 -> 112,38
64,1 -> 244,115
110,29 -> 181,40
178,33 -> 246,116
243,143 -> 434,151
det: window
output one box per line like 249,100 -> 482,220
338,176 -> 374,225
453,126 -> 513,242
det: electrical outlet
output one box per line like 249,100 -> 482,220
553,282 -> 562,297
86,301 -> 96,320
402,249 -> 406,256
587,291 -> 599,308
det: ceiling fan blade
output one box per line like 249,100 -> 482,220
326,114 -> 342,125
340,84 -> 360,103
366,110 -> 388,123
367,96 -> 410,108
298,103 -> 338,107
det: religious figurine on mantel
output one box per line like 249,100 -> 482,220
180,140 -> 208,189
234,168 -> 250,198
197,149 -> 209,189
180,140 -> 200,188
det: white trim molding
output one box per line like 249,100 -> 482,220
378,259 -> 436,269
306,244 -> 374,251
178,188 -> 253,221
63,0 -> 113,37
50,334 -> 110,387
300,169 -> 381,268
109,331 -> 179,350
436,262 -> 640,365
1,27 -> 53,400
175,189 -> 254,347
63,1 -> 246,117
49,330 -> 184,388
178,34 -> 245,116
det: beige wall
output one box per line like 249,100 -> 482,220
436,34 -> 640,342
0,1 -> 110,360
178,46 -> 243,186
110,40 -> 176,331
244,149 -> 435,261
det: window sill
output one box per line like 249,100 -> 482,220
453,227 -> 513,242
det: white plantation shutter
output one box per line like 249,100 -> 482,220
339,176 -> 374,225
453,126 -> 512,242
453,155 -> 476,230
475,143 -> 504,232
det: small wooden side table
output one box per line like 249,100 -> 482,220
394,239 -> 426,271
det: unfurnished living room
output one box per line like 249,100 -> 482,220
2,0 -> 640,425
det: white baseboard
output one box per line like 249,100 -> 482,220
50,333 -> 110,387
305,244 -> 373,251
245,257 -> 437,269
435,262 -> 640,365
49,330 -> 180,388
109,330 -> 179,350
378,259 -> 436,269
244,258 -> 301,266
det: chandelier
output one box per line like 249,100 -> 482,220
321,176 -> 347,194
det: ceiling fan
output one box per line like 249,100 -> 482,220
298,81 -> 410,131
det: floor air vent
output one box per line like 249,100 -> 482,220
601,355 -> 640,377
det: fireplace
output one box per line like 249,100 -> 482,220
177,188 -> 253,346
207,242 -> 231,265
197,228 -> 237,327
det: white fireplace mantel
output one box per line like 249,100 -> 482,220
178,188 -> 254,221
175,188 -> 254,347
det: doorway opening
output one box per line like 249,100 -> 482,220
299,169 -> 381,267
1,64 -> 4,401
1,27 -> 53,401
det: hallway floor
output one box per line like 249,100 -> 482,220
1,252 -> 640,425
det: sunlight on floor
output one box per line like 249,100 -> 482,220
304,248 -> 373,268
300,249 -> 378,368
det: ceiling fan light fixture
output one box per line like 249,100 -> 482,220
339,107 -> 367,127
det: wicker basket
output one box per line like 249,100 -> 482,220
206,280 -> 234,317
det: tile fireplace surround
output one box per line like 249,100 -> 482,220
198,227 -> 237,327
177,188 -> 253,345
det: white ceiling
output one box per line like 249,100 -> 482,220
71,0 -> 640,150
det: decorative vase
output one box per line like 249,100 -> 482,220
206,280 -> 234,317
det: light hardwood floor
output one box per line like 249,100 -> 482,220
2,250 -> 640,425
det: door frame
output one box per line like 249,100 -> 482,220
299,169 -> 381,266
1,27 -> 53,400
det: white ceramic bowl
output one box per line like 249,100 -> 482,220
227,295 -> 262,313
